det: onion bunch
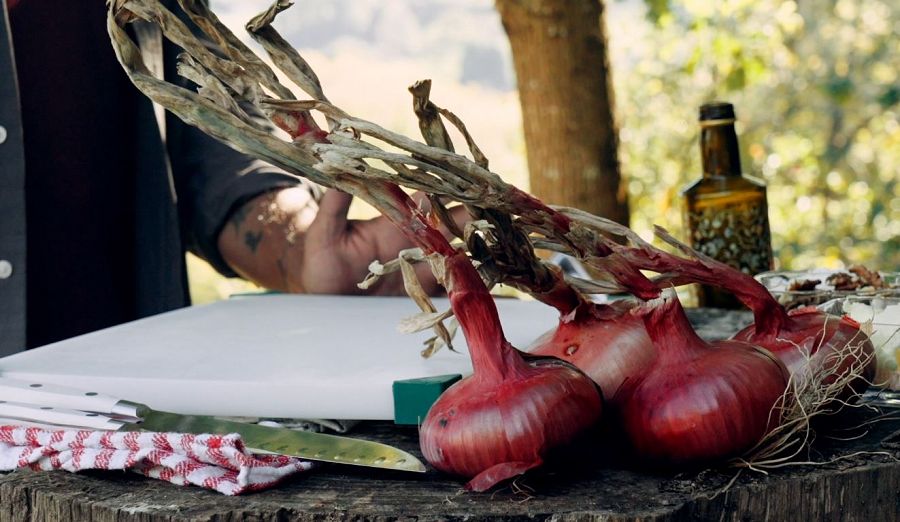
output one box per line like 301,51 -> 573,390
108,0 -> 855,484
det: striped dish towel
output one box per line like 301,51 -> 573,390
0,426 -> 313,495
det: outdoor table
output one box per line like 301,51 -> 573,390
1,309 -> 898,521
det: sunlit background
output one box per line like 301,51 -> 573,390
188,0 -> 899,303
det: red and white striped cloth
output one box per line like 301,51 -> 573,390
0,425 -> 314,495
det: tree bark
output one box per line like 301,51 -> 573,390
496,0 -> 628,225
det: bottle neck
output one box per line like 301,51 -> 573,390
700,121 -> 742,178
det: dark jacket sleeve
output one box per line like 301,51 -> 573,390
166,121 -> 320,277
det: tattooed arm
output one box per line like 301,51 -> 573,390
216,186 -> 318,292
217,188 -> 453,295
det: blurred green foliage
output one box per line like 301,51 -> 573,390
617,0 -> 899,270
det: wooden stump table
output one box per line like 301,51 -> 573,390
1,309 -> 898,521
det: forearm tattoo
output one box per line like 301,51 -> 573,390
229,202 -> 251,233
225,190 -> 309,290
244,230 -> 264,253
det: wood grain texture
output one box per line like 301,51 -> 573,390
1,310 -> 897,521
495,0 -> 628,225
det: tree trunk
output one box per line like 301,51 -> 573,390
496,0 -> 628,225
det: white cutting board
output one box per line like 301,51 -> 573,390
0,294 -> 558,420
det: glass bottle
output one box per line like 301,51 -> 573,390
681,102 -> 774,309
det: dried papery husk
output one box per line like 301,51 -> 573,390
405,80 -> 661,302
394,250 -> 456,354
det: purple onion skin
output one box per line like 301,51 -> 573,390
619,340 -> 788,466
526,305 -> 655,408
733,307 -> 876,404
419,359 -> 602,492
617,297 -> 789,467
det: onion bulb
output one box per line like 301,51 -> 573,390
526,300 -> 655,407
616,295 -> 789,466
733,307 -> 875,406
419,253 -> 603,491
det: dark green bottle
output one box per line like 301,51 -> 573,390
681,102 -> 774,309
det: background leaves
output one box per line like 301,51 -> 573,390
618,0 -> 899,270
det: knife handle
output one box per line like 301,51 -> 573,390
0,377 -> 131,416
0,401 -> 126,430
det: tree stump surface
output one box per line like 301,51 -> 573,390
1,309 -> 898,522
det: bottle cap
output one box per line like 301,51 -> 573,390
699,102 -> 736,126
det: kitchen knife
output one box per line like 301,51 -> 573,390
0,377 -> 425,472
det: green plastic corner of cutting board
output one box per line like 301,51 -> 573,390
392,374 -> 462,425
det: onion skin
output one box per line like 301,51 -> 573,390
621,340 -> 787,465
617,296 -> 789,467
420,359 -> 602,491
526,301 -> 655,407
419,252 -> 603,491
733,307 -> 876,403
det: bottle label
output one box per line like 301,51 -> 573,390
686,198 -> 773,275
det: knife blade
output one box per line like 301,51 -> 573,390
0,377 -> 425,472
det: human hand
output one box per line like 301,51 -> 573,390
218,187 -> 453,296
292,189 -> 442,295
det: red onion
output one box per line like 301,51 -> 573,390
732,307 -> 875,404
526,300 -> 655,408
617,295 -> 789,466
419,253 -> 603,491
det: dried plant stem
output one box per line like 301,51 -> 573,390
109,0 -> 543,374
112,0 -> 665,307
